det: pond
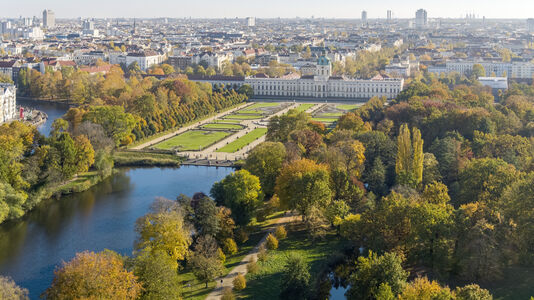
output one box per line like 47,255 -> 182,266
0,166 -> 233,299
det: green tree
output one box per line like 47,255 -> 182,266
83,106 -> 136,146
132,249 -> 182,300
244,142 -> 286,197
189,235 -> 225,288
275,159 -> 332,218
454,284 -> 492,300
280,253 -> 310,300
395,124 -> 424,187
211,170 -> 263,226
346,251 -> 408,300
472,64 -> 486,78
267,109 -> 310,142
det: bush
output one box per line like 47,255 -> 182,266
275,226 -> 287,240
217,248 -> 226,263
235,228 -> 249,244
221,287 -> 235,300
223,238 -> 238,255
247,259 -> 259,274
257,245 -> 268,262
266,233 -> 279,250
233,274 -> 246,290
256,209 -> 267,222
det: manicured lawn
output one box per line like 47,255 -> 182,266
154,130 -> 231,151
224,114 -> 264,120
215,119 -> 242,124
216,128 -> 268,153
336,104 -> 362,111
239,224 -> 346,300
201,123 -> 243,130
312,117 -> 339,123
317,112 -> 344,117
113,151 -> 182,167
294,103 -> 315,112
246,102 -> 280,109
236,110 -> 264,114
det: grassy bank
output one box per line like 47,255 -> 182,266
113,151 -> 182,167
216,128 -> 267,153
239,223 -> 346,300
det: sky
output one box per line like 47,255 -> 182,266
2,0 -> 534,19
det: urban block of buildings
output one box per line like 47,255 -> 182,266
0,84 -> 16,123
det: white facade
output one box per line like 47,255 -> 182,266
23,27 -> 44,40
125,52 -> 164,71
246,56 -> 404,100
478,77 -> 508,90
415,9 -> 428,29
0,84 -> 16,123
43,9 -> 55,29
528,19 -> 534,33
428,60 -> 534,79
246,17 -> 256,27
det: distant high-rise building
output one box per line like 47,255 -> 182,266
415,9 -> 428,29
528,19 -> 534,33
387,10 -> 392,21
83,19 -> 94,31
361,11 -> 368,24
42,9 -> 55,28
246,17 -> 255,27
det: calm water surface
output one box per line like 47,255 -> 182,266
17,98 -> 70,136
0,166 -> 232,299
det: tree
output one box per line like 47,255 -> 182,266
275,159 -> 332,218
211,170 -> 263,226
395,124 -> 424,188
83,106 -> 136,146
135,198 -> 192,268
45,250 -> 142,300
244,142 -> 286,197
132,249 -> 182,300
267,109 -> 310,142
188,235 -> 225,288
280,253 -> 310,300
336,112 -> 365,132
233,274 -> 246,290
454,284 -> 492,300
472,64 -> 486,78
266,233 -> 279,250
398,277 -> 453,300
346,251 -> 408,300
0,276 -> 28,300
458,158 -> 519,206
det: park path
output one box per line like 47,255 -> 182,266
130,103 -> 252,150
179,102 -> 299,161
205,213 -> 297,300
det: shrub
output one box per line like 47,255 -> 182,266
266,234 -> 279,250
221,287 -> 235,300
223,238 -> 238,255
257,245 -> 268,262
275,226 -> 287,240
233,274 -> 246,290
217,248 -> 226,263
235,228 -> 249,244
247,259 -> 259,274
256,209 -> 267,222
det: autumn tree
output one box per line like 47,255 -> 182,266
244,142 -> 286,197
275,159 -> 332,218
45,250 -> 142,299
188,235 -> 225,288
395,124 -> 423,188
0,276 -> 28,300
211,170 -> 263,226
135,198 -> 192,268
132,249 -> 182,300
280,253 -> 310,300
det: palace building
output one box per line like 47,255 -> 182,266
189,55 -> 404,101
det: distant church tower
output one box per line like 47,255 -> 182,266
315,53 -> 332,79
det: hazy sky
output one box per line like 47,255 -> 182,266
2,0 -> 534,19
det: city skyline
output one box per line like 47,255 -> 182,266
2,0 -> 534,19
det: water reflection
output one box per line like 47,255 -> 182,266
16,98 -> 70,136
0,166 -> 232,299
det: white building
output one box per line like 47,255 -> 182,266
192,52 -> 233,70
428,60 -> 534,79
246,17 -> 256,27
43,9 -> 55,29
478,77 -> 508,90
23,27 -> 44,40
361,11 -> 368,25
125,51 -> 164,71
245,55 -> 404,100
415,9 -> 428,29
528,18 -> 534,33
0,84 -> 16,123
